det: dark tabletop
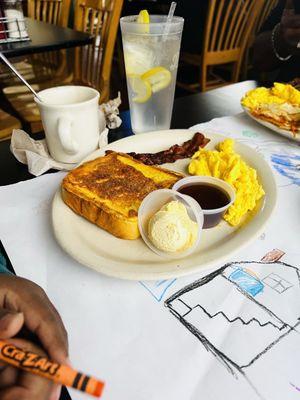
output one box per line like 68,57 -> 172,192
108,80 -> 258,141
0,80 -> 258,186
172,80 -> 258,128
0,18 -> 93,58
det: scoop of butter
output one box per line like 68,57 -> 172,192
148,201 -> 198,253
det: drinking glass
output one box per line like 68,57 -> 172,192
120,15 -> 184,134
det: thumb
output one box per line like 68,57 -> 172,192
0,310 -> 24,339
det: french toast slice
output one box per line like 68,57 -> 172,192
61,152 -> 183,239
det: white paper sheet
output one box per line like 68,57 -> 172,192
0,113 -> 299,400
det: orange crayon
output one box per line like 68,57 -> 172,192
0,340 -> 104,397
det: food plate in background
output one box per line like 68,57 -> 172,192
242,105 -> 300,143
52,130 -> 277,280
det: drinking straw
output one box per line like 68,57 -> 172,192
163,1 -> 177,38
0,340 -> 105,398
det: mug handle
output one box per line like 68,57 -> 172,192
57,116 -> 79,155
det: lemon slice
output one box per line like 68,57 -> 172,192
137,10 -> 150,33
142,67 -> 172,93
137,10 -> 150,24
128,74 -> 152,103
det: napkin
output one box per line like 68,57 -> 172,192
10,94 -> 122,176
100,92 -> 122,129
10,128 -> 109,176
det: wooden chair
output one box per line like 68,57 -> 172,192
0,0 -> 71,85
27,0 -> 72,79
2,0 -> 72,133
27,0 -> 71,27
3,0 -> 123,134
0,109 -> 21,141
178,0 -> 264,92
73,0 -> 124,103
3,83 -> 46,133
2,0 -> 71,84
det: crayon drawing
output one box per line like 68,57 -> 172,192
165,260 -> 300,376
290,383 -> 300,393
270,154 -> 300,187
139,279 -> 177,302
236,138 -> 300,187
262,273 -> 293,294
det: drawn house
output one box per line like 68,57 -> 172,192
165,261 -> 300,374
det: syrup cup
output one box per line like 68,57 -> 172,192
173,176 -> 236,229
138,189 -> 204,259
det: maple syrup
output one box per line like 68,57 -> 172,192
178,183 -> 231,228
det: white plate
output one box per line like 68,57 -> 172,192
243,105 -> 300,143
52,130 -> 277,280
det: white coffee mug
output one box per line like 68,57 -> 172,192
35,86 -> 105,163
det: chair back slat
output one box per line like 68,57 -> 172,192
229,1 -> 247,49
35,0 -> 41,20
27,0 -> 71,27
90,9 -> 97,34
42,0 -> 47,21
82,6 -> 90,31
74,0 -> 124,102
203,0 -> 215,55
234,1 -> 254,48
53,1 -> 60,25
216,0 -> 234,51
210,0 -> 224,52
48,1 -> 54,23
223,1 -> 242,50
27,0 -> 71,83
231,0 -> 254,49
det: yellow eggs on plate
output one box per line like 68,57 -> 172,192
188,139 -> 265,226
241,82 -> 300,110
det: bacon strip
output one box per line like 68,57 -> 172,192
124,132 -> 210,165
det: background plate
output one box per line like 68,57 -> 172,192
52,130 -> 277,280
243,106 -> 300,143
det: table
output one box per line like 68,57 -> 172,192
172,80 -> 258,128
0,80 -> 257,185
0,80 -> 299,400
0,18 -> 93,58
0,80 -> 255,400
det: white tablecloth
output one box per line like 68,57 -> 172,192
0,113 -> 300,400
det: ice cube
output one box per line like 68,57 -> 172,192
123,40 -> 156,75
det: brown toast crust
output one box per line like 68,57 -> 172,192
61,152 -> 183,240
61,185 -> 140,239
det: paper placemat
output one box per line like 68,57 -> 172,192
0,114 -> 300,400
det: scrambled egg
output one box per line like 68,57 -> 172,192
188,139 -> 265,226
242,82 -> 300,110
